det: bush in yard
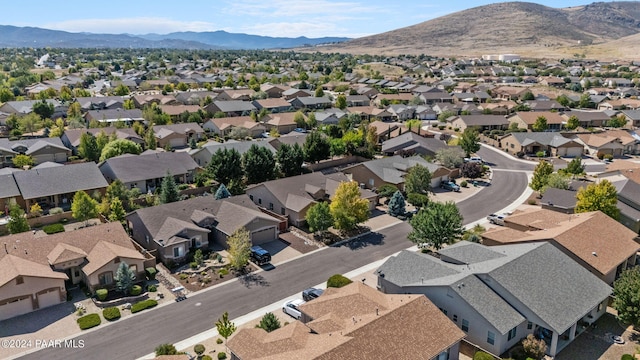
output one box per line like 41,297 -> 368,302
43,223 -> 65,234
155,343 -> 178,356
131,299 -> 158,313
216,338 -> 223,344
190,261 -> 199,269
604,154 -> 614,161
522,333 -> 547,359
49,207 -> 64,215
407,193 -> 429,208
103,307 -> 121,321
77,313 -> 101,330
96,288 -> 108,301
148,285 -> 157,292
460,180 -> 468,187
536,151 -> 545,158
622,355 -> 634,360
145,267 -> 157,280
202,356 -> 213,360
194,344 -> 205,356
327,274 -> 353,288
473,351 -> 494,360
218,352 -> 227,360
130,285 -> 142,296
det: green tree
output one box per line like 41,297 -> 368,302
123,99 -> 136,110
95,131 -> 111,154
613,267 -> 640,327
7,204 -> 29,234
227,227 -> 251,271
387,191 -> 406,217
0,87 -> 15,102
293,111 -> 306,129
207,148 -> 243,186
194,249 -> 204,267
114,261 -> 136,295
32,99 -> 54,120
556,94 -> 572,107
532,116 -> 548,132
541,173 -> 570,194
114,84 -> 130,96
329,181 -> 370,231
145,127 -> 157,150
215,184 -> 232,200
327,274 -> 353,288
579,93 -> 592,108
438,110 -> 456,123
529,161 -> 554,193
607,115 -> 627,128
329,138 -> 346,157
256,312 -> 281,333
71,190 -> 99,226
303,131 -> 331,163
108,197 -> 126,223
521,91 -> 535,101
243,144 -> 276,184
18,113 -> 42,136
564,157 -> 585,178
314,87 -> 325,97
105,180 -> 133,211
78,133 -> 100,162
377,184 -> 399,199
276,143 -> 304,177
194,344 -> 206,357
566,115 -> 580,130
159,172 -> 180,204
154,344 -> 178,356
335,94 -> 347,110
306,202 -> 334,234
215,311 -> 237,344
307,112 -> 317,129
12,154 -> 34,168
100,139 -> 142,161
404,164 -> 432,195
575,179 -> 620,220
459,128 -> 481,157
67,102 -> 82,118
408,201 -> 464,250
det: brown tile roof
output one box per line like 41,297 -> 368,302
209,116 -> 263,131
158,105 -> 201,116
512,111 -> 565,125
254,98 -> 291,108
0,255 -> 68,288
47,243 -> 88,265
575,133 -> 621,148
265,112 -> 298,126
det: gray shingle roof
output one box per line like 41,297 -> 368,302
382,132 -> 450,155
438,241 -> 506,264
539,188 -> 577,210
0,174 -> 20,198
509,132 -> 575,148
213,100 -> 256,113
13,162 -> 108,199
346,155 -> 442,185
99,152 -> 199,183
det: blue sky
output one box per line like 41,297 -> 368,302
5,0 -> 623,38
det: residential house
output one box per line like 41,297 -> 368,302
61,127 -> 143,154
346,106 -> 393,122
264,112 -> 299,134
260,84 -> 289,98
0,138 -> 71,168
500,132 -> 583,157
126,195 -> 282,264
507,111 -> 566,131
0,172 -> 21,214
221,89 -> 255,101
158,105 -> 202,121
245,172 -> 377,227
289,96 -> 332,110
203,116 -> 266,138
83,108 -> 144,126
99,152 -> 199,193
75,96 -> 124,111
481,208 -> 639,284
381,132 -> 450,157
252,98 -> 293,113
174,91 -> 220,105
573,133 -> 626,157
525,100 -> 566,112
376,241 -> 611,357
189,141 -> 276,168
342,155 -> 454,191
492,86 -> 529,101
0,99 -> 67,119
227,282 -> 465,360
267,133 -> 307,151
561,110 -> 611,128
314,110 -> 343,125
448,115 -> 510,133
372,93 -> 414,107
205,101 -> 256,117
598,99 -> 640,112
132,94 -> 178,108
386,104 -> 415,121
620,110 -> 640,128
282,88 -> 313,100
345,94 -> 371,107
13,162 -> 108,213
152,122 -> 205,149
0,222 -> 149,321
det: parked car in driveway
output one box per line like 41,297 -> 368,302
302,288 -> 324,301
250,245 -> 271,265
282,299 -> 306,319
441,181 -> 460,192
486,213 -> 507,225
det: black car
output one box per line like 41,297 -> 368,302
302,288 -> 324,301
250,245 -> 271,265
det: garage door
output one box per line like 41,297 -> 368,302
37,289 -> 61,309
251,227 -> 276,245
564,147 -> 583,158
0,296 -> 33,321
169,138 -> 185,148
37,154 -> 55,163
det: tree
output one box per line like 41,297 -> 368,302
243,144 -> 276,184
404,164 -> 432,195
461,162 -> 483,179
7,204 -> 29,234
227,227 -> 251,271
607,115 -> 627,128
105,180 -> 133,212
193,344 -> 206,357
303,131 -> 331,163
100,139 -> 142,161
521,91 -> 535,101
78,133 -> 100,162
215,184 -> 231,200
307,112 -> 317,129
579,93 -> 592,108
314,87 -> 325,97
18,113 -> 42,136
159,172 -> 180,204
564,157 -> 585,178
95,131 -> 111,154
71,190 -> 99,226
529,161 -> 554,193
613,267 -> 640,327
155,344 -> 178,356
215,311 -> 237,344
108,197 -> 126,223
327,274 -> 353,288
306,202 -> 333,234
408,201 -> 463,250
566,115 -> 580,130
335,94 -> 347,110
458,128 -> 481,157
194,249 -> 204,267
207,148 -> 243,186
256,312 -> 281,333
276,143 -> 304,177
575,179 -> 620,220
145,127 -> 157,150
377,184 -> 399,199
329,181 -> 370,231
114,261 -> 136,295
329,138 -> 346,157
67,102 -> 82,118
114,84 -> 130,96
438,110 -> 456,123
32,99 -> 54,120
522,334 -> 547,360
293,111 -> 306,129
541,173 -> 570,194
12,154 -> 34,169
387,191 -> 406,217
532,116 -> 548,132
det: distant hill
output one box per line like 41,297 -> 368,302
0,25 -> 350,49
321,1 -> 640,58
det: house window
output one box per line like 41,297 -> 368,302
249,195 -> 254,201
74,270 -> 80,278
598,302 -> 603,312
527,321 -> 533,330
145,235 -> 149,244
510,143 -> 514,148
129,265 -> 137,274
99,272 -> 113,285
16,276 -> 24,285
462,319 -> 469,332
452,314 -> 458,322
368,179 -> 374,187
258,198 -> 262,205
508,327 -> 517,341
487,331 -> 495,345
173,247 -> 183,258
269,203 -> 274,210
114,257 -> 120,264
281,207 -> 286,215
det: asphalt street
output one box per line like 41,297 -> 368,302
18,148 -> 530,360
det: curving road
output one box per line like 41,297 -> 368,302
18,147 -> 530,360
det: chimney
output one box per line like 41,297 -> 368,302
3,243 -> 7,254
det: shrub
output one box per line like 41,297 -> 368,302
148,284 -> 157,292
622,355 -> 634,360
145,267 -> 157,280
180,273 -> 189,280
77,313 -> 101,330
527,199 -> 537,205
130,285 -> 142,296
103,307 -> 121,321
178,184 -> 190,190
216,338 -> 223,344
43,223 -> 65,234
407,192 -> 429,208
131,299 -> 158,313
190,261 -> 199,269
202,356 -> 213,360
219,268 -> 229,277
460,180 -> 468,187
597,153 -> 605,160
194,344 -> 206,356
604,154 -> 614,161
522,334 -> 547,359
516,151 -> 525,158
453,127 -> 460,132
327,274 -> 353,288
473,351 -> 494,360
49,207 -> 64,215
438,125 -> 445,130
155,343 -> 178,356
218,352 -> 227,360
536,151 -> 545,158
96,289 -> 108,301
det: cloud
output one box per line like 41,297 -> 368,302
231,21 -> 371,38
222,0 -> 384,19
43,18 -> 219,34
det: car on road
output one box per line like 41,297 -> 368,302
282,299 -> 306,319
250,245 -> 272,265
464,157 -> 484,164
486,213 -> 507,225
302,288 -> 324,301
293,128 -> 307,133
441,181 -> 461,192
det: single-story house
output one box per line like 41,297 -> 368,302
448,115 -> 511,133
153,122 -> 205,149
204,100 -> 256,117
507,111 -> 566,131
0,137 -> 71,168
189,140 -> 276,168
75,96 -> 125,111
61,127 -> 143,154
0,99 -> 67,119
252,98 -> 293,113
203,116 -> 266,138
83,108 -> 144,126
560,110 -> 611,128
500,132 -> 584,157
572,133 -> 625,158
289,96 -> 332,110
264,113 -> 300,134
381,132 -> 451,157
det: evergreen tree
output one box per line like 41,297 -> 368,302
108,197 -> 126,223
243,144 -> 276,184
207,148 -> 243,186
114,261 -> 136,295
78,133 -> 100,162
387,191 -> 406,217
215,184 -> 231,200
159,172 -> 180,204
303,131 -> 331,163
276,143 -> 304,177
256,312 -> 281,333
145,127 -> 157,150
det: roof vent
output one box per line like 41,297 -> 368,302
592,251 -> 597,257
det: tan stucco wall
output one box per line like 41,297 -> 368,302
0,276 -> 65,305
